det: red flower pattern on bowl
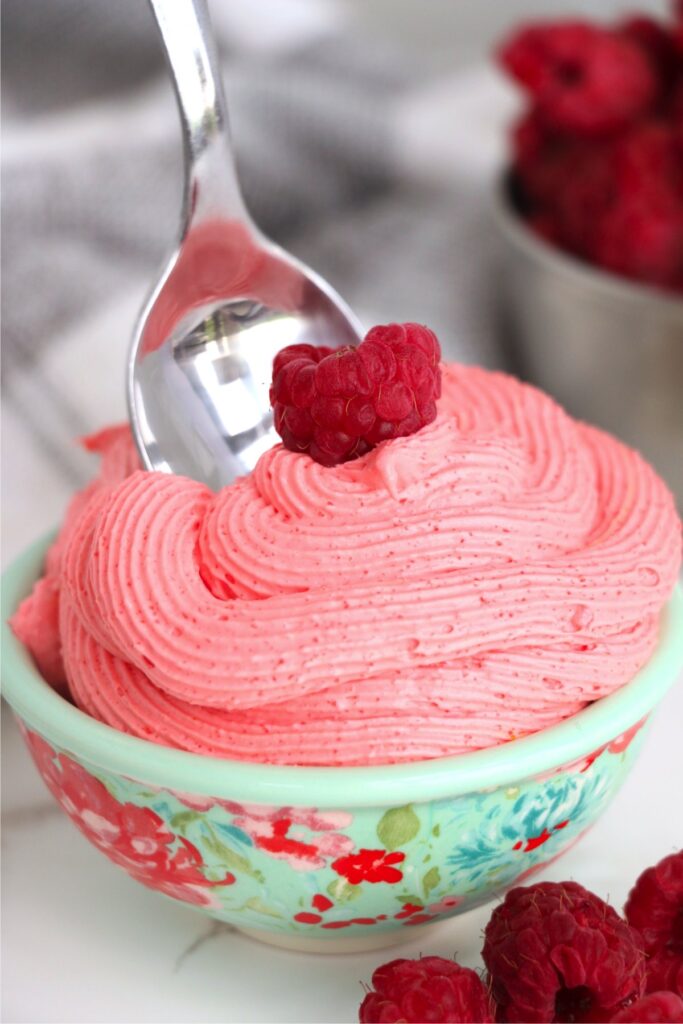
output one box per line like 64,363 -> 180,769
224,801 -> 354,871
332,849 -> 406,885
25,730 -> 234,906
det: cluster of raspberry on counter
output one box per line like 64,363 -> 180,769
498,5 -> 683,294
359,849 -> 683,1023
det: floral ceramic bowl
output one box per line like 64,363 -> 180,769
3,537 -> 683,953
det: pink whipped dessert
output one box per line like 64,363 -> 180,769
12,348 -> 681,766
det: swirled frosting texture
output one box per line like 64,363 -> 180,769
12,366 -> 681,765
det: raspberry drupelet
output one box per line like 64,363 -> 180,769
625,849 -> 683,996
498,21 -> 657,138
358,956 -> 495,1024
611,991 -> 683,1023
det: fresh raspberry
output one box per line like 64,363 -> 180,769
515,144 -> 575,210
269,323 -> 441,467
546,123 -> 683,262
592,192 -> 683,290
613,122 -> 683,204
498,22 -> 658,137
553,144 -> 616,257
619,17 -> 681,97
625,850 -> 683,996
611,991 -> 683,1023
511,111 -> 580,207
482,881 -> 646,1023
358,957 -> 495,1024
512,108 -> 548,169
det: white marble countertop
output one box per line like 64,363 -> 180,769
2,674 -> 682,1024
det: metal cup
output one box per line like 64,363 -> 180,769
492,173 -> 683,509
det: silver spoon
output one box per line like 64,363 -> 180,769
128,0 -> 362,490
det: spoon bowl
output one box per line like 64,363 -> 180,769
128,0 -> 362,490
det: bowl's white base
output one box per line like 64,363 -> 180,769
236,921 -> 439,955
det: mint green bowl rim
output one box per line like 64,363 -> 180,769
3,533 -> 682,808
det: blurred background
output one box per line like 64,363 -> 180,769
1,0 -> 679,564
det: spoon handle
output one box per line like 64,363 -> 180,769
148,0 -> 252,232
